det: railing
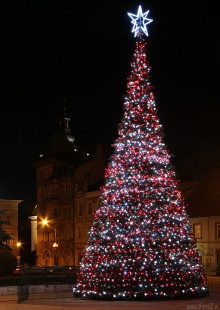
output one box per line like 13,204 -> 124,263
16,266 -> 77,303
17,268 -> 28,303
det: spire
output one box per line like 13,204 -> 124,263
60,99 -> 71,134
59,99 -> 76,146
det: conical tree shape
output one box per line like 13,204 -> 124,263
74,17 -> 208,301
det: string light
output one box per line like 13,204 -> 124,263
73,6 -> 208,301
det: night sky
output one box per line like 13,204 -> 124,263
1,1 -> 220,208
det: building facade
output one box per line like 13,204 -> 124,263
72,195 -> 220,273
35,147 -> 106,266
34,111 -> 220,271
34,166 -> 220,272
34,109 -> 107,266
181,179 -> 220,275
73,190 -> 220,273
0,199 -> 22,257
75,190 -> 101,265
189,216 -> 220,274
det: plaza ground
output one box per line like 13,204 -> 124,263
0,276 -> 219,310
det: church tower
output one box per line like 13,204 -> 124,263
59,101 -> 77,148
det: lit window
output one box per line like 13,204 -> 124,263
216,223 -> 220,238
5,239 -> 11,245
194,224 -> 202,239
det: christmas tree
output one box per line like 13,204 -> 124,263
73,6 -> 208,300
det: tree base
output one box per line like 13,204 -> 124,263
73,288 -> 209,301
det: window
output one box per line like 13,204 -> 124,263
38,188 -> 42,202
78,253 -> 82,264
5,215 -> 11,225
63,184 -> 67,198
54,185 -> 59,198
194,224 -> 202,239
78,227 -> 82,239
43,231 -> 49,242
216,250 -> 220,266
4,239 -> 11,246
47,186 -> 51,199
63,208 -> 67,220
65,229 -> 71,240
52,208 -> 57,219
43,250 -> 50,261
78,204 -> 83,217
67,183 -> 71,198
3,213 -> 13,226
67,207 -> 71,220
216,223 -> 220,238
88,202 -> 92,215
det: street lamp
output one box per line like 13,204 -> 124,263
53,236 -> 59,266
41,219 -> 59,266
42,219 -> 48,226
16,241 -> 22,267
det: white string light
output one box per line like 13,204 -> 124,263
127,5 -> 153,37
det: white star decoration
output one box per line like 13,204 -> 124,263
127,5 -> 153,37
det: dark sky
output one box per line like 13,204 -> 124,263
0,1 -> 220,206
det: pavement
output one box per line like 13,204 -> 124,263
1,292 -> 220,310
0,276 -> 220,310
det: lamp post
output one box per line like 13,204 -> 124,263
41,219 -> 59,266
53,227 -> 59,266
16,241 -> 21,267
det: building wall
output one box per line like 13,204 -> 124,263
36,161 -> 75,266
189,216 -> 220,274
73,198 -> 220,273
0,199 -> 22,257
74,146 -> 106,189
34,144 -> 220,272
35,145 -> 106,267
74,190 -> 101,265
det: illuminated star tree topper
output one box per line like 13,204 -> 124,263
127,5 -> 153,37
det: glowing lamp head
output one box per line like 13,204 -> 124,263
42,219 -> 48,226
17,241 -> 21,248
